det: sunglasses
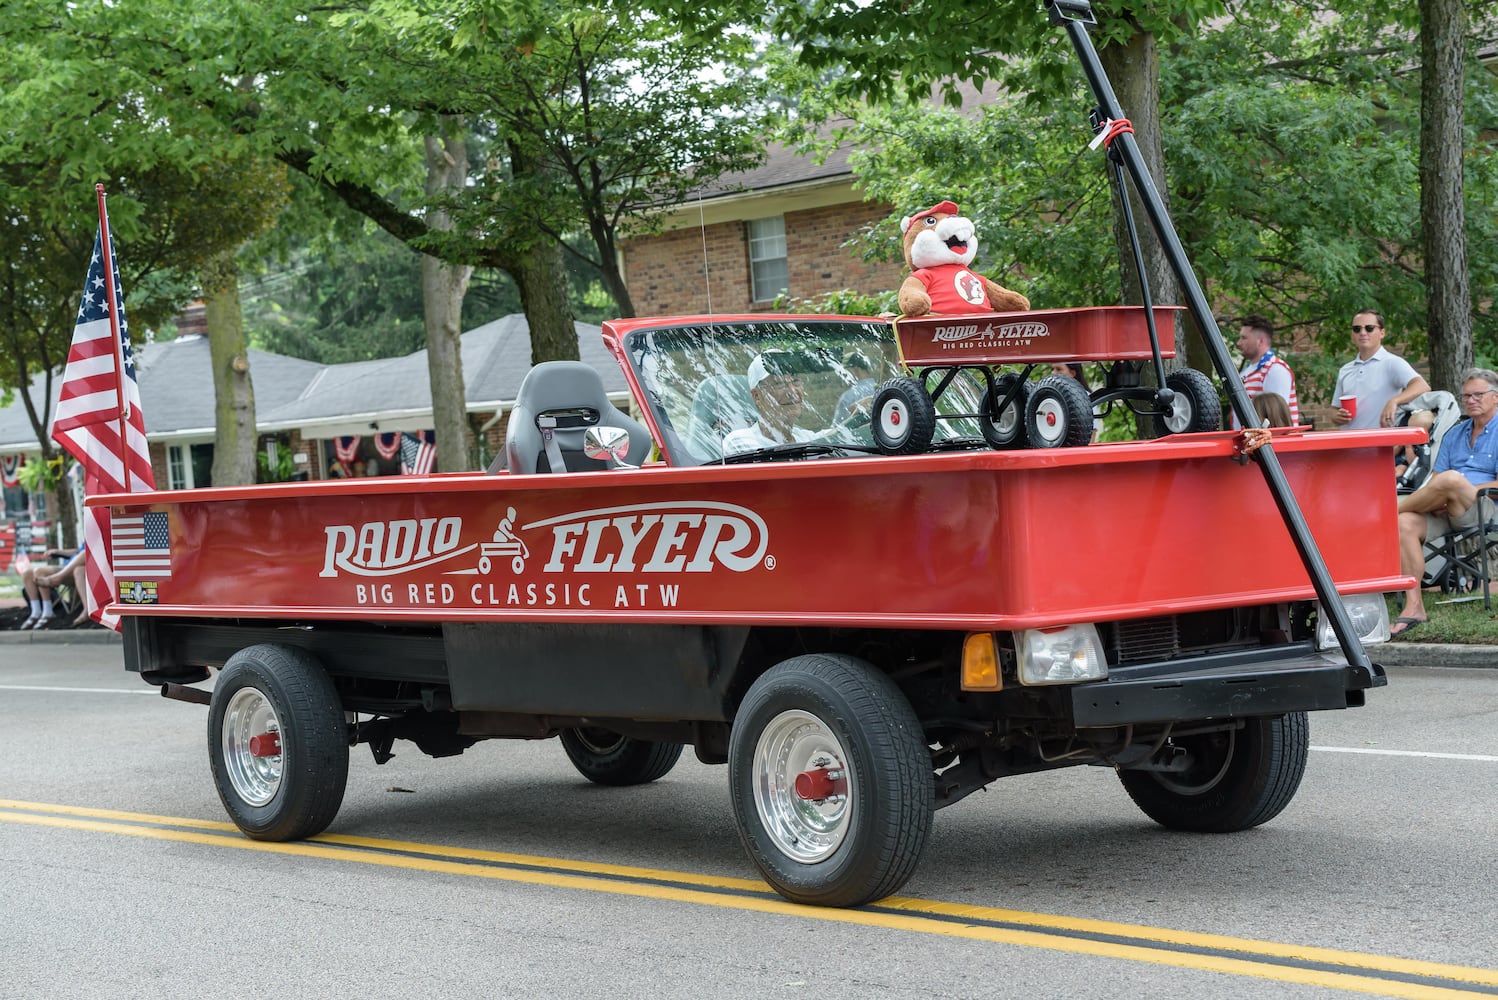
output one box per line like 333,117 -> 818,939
1351,324 -> 1381,333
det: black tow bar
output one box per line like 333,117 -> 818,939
1044,0 -> 1376,684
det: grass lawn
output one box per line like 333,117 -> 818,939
1386,592 -> 1498,644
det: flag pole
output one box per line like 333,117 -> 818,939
94,184 -> 132,452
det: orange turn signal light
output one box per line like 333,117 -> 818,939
961,632 -> 1002,691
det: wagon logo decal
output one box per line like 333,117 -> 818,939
320,516 -> 475,578
524,501 -> 769,574
930,321 -> 1051,343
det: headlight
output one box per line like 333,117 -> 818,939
1316,593 -> 1391,651
1016,624 -> 1108,685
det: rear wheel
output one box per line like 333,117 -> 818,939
979,374 -> 1030,450
729,654 -> 933,907
559,727 -> 683,786
1118,713 -> 1308,832
208,644 -> 349,841
1025,374 -> 1094,449
1152,368 -> 1222,436
871,377 -> 937,455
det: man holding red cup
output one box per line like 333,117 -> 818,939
1331,309 -> 1429,429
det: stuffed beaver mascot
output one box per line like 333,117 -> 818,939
897,200 -> 1029,317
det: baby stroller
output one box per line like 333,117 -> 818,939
1394,390 -> 1461,495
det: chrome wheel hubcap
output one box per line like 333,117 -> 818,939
223,687 -> 283,807
752,710 -> 853,863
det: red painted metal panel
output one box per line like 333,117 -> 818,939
94,429 -> 1417,630
895,306 -> 1182,367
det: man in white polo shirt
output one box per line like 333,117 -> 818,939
1330,309 -> 1429,429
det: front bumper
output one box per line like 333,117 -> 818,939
1069,641 -> 1385,728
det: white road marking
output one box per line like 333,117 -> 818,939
1312,745 -> 1498,763
0,684 -> 157,696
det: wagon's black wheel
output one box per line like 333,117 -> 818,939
1025,374 -> 1094,449
871,377 -> 937,455
560,727 -> 683,786
729,653 -> 934,907
1151,368 -> 1222,436
208,644 -> 349,841
979,374 -> 1031,450
1117,713 -> 1308,832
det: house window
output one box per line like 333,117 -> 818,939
167,443 -> 214,490
747,216 -> 789,303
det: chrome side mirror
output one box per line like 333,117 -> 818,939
583,425 -> 636,469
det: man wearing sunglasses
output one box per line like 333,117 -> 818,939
1392,368 -> 1498,635
1330,310 -> 1429,430
722,350 -> 819,457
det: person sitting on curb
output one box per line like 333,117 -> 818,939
1393,368 -> 1498,636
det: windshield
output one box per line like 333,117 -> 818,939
621,318 -> 986,464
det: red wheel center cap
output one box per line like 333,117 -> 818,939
793,767 -> 847,800
248,733 -> 282,758
890,411 -> 902,426
1045,412 -> 1057,426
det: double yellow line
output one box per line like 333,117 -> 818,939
3,798 -> 1495,999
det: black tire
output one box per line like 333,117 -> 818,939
729,654 -> 933,907
207,644 -> 349,841
871,377 -> 937,455
1151,368 -> 1222,437
979,374 -> 1030,450
1025,373 -> 1094,449
559,727 -> 683,786
1118,713 -> 1309,832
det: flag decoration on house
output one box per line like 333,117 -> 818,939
374,432 -> 401,459
400,430 -> 436,475
0,454 -> 20,488
50,220 -> 154,629
334,435 -> 361,463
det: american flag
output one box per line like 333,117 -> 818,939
50,225 -> 155,629
111,511 -> 172,578
400,430 -> 436,475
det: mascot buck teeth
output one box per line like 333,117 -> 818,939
897,200 -> 1029,317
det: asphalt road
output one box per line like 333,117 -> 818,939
2,642 -> 1495,999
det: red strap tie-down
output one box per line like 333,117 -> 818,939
1089,117 -> 1134,151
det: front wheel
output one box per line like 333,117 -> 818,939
559,727 -> 683,786
729,654 -> 934,907
1025,374 -> 1094,449
871,377 -> 937,455
1117,713 -> 1309,832
1151,368 -> 1222,436
207,644 -> 349,841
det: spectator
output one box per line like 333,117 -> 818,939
18,545 -> 87,629
1392,368 -> 1498,635
1253,392 -> 1293,428
1234,316 -> 1300,426
833,352 -> 879,426
1331,309 -> 1430,429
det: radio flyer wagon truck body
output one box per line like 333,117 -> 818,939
103,0 -> 1416,906
105,308 -> 1415,907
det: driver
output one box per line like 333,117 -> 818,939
722,350 -> 819,456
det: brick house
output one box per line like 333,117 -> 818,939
620,141 -> 905,316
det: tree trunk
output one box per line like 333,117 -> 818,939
590,215 -> 635,318
510,141 -> 580,364
423,123 -> 475,471
204,248 -> 258,487
1420,0 -> 1472,392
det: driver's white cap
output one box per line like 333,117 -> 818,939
747,350 -> 791,389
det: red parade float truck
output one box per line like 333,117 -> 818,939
104,0 -> 1417,907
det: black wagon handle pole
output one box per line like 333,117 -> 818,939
1045,0 -> 1375,680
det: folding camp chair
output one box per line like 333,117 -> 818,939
1421,487 -> 1498,610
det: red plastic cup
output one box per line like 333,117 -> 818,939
1339,395 -> 1357,419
